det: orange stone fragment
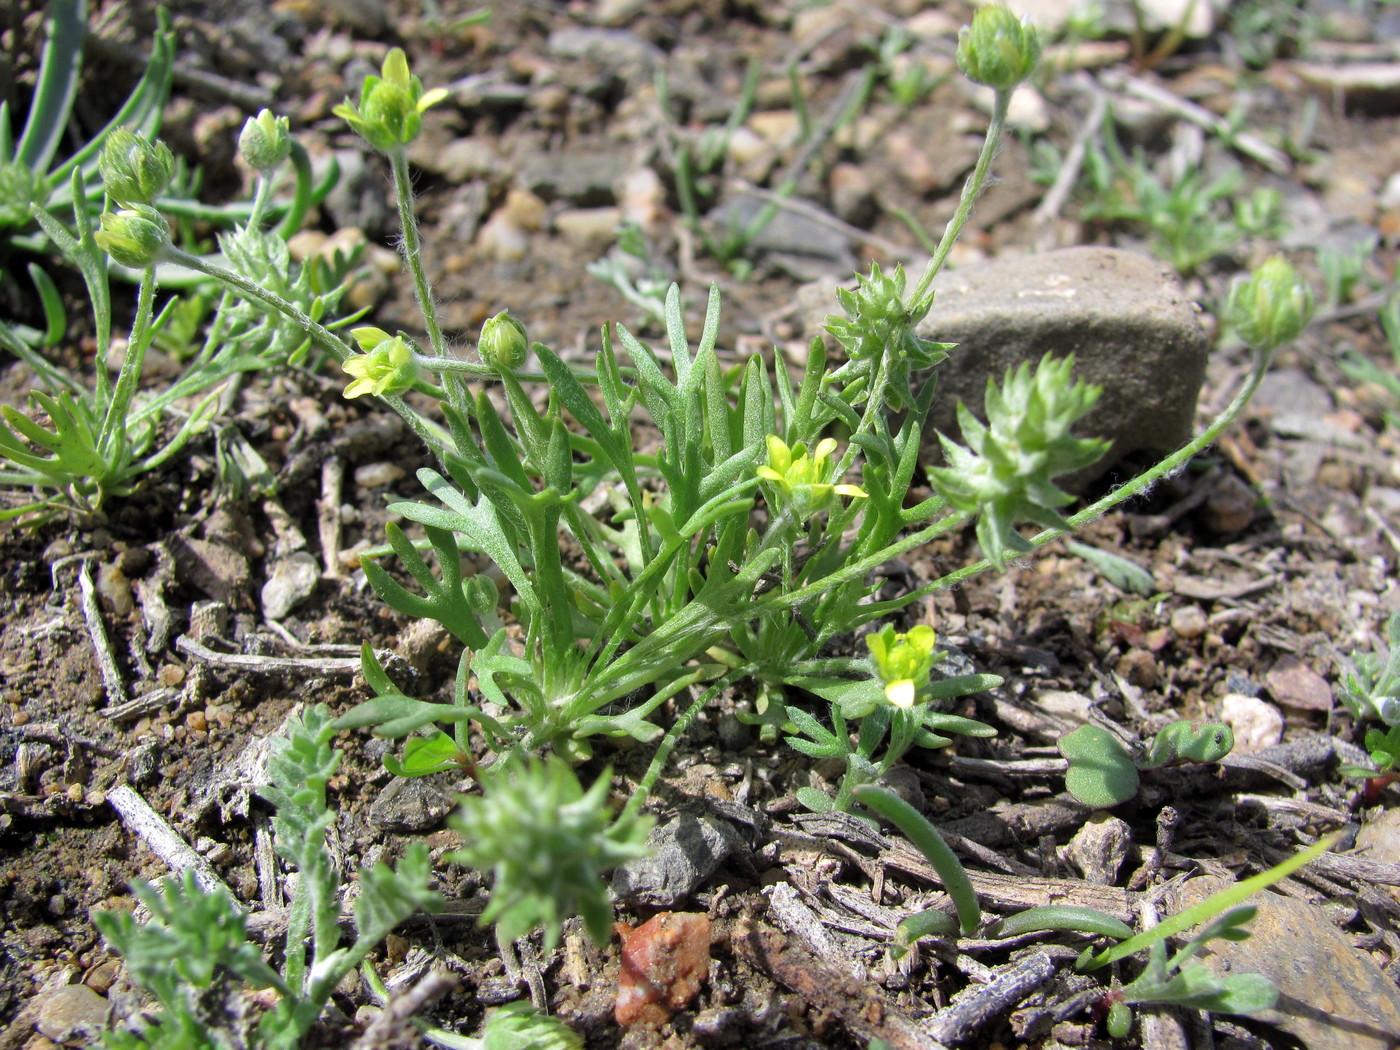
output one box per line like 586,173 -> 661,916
614,911 -> 711,1026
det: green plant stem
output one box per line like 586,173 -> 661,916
1080,832 -> 1337,971
854,785 -> 980,935
162,244 -> 449,458
909,87 -> 1011,308
620,672 -> 741,824
97,264 -> 156,456
388,147 -> 447,358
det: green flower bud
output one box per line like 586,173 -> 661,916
332,47 -> 449,153
957,5 -> 1042,91
238,109 -> 292,171
342,326 -> 421,398
1226,255 -> 1314,353
478,310 -> 529,370
99,127 -> 174,206
94,204 -> 170,268
0,162 -> 51,228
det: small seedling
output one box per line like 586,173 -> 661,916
1058,721 -> 1235,809
95,707 -> 443,1049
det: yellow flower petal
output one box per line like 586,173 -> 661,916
885,679 -> 916,708
343,377 -> 376,398
835,484 -> 867,499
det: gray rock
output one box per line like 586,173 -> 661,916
519,149 -> 628,207
1177,876 -> 1400,1050
546,28 -> 664,76
368,775 -> 456,833
915,247 -> 1208,484
1062,813 -> 1131,885
172,536 -> 253,610
611,813 -> 743,907
707,191 -> 855,270
36,984 -> 108,1044
260,551 -> 320,620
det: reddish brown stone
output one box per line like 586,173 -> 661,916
614,912 -> 710,1026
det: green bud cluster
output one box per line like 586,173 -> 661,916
94,203 -> 170,268
1226,255 -> 1314,353
342,326 -> 421,398
238,108 -> 292,171
99,127 -> 174,206
0,162 -> 51,228
824,262 -> 952,409
957,5 -> 1042,91
478,309 -> 529,370
333,47 -> 448,153
930,354 -> 1108,568
448,757 -> 652,949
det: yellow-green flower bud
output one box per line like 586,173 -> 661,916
478,310 -> 529,370
342,326 -> 420,398
94,204 -> 170,268
957,5 -> 1042,91
99,127 -> 174,206
1226,256 -> 1314,353
0,162 -> 51,228
239,109 -> 292,171
332,47 -> 449,153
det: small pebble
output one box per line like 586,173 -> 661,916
555,206 -> 622,247
261,552 -> 321,620
1063,813 -> 1131,885
1171,605 -> 1207,640
85,959 -> 121,995
354,462 -> 405,488
1115,648 -> 1158,689
1202,472 -> 1257,533
477,210 -> 529,261
1219,692 -> 1284,753
1265,656 -> 1334,711
186,709 -> 208,733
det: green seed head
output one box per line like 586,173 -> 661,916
238,109 -> 292,171
478,310 -> 529,370
94,204 -> 170,268
1226,255 -> 1314,353
99,127 -> 174,206
957,5 -> 1042,91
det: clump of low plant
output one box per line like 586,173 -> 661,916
1337,610 -> 1400,795
1058,720 -> 1235,808
49,8 -> 1329,1044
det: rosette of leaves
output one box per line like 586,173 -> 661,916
449,757 -> 653,949
930,353 -> 1108,567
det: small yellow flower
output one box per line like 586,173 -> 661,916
341,327 -> 419,399
866,624 -> 939,708
757,435 -> 866,517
